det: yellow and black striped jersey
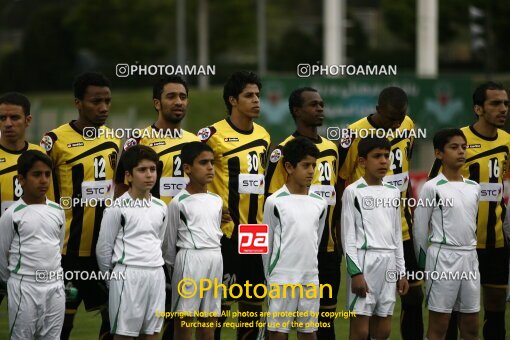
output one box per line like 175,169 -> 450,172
0,142 -> 52,216
338,114 -> 415,241
41,122 -> 121,257
429,125 -> 510,249
265,132 -> 339,253
115,125 -> 199,205
198,118 -> 270,238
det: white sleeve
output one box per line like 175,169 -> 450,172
413,183 -> 434,270
262,198 -> 277,278
159,205 -> 168,258
317,203 -> 327,248
341,188 -> 362,277
504,201 -> 510,242
0,211 -> 14,282
165,200 -> 180,272
59,210 -> 66,251
95,207 -> 122,274
393,197 -> 405,275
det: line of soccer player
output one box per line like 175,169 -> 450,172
0,71 -> 508,340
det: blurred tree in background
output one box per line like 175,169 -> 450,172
0,0 -> 509,92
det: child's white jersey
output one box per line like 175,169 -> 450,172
0,198 -> 65,281
262,185 -> 327,285
341,177 -> 405,277
414,173 -> 480,267
96,192 -> 167,273
166,190 -> 223,268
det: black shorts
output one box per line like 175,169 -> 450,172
61,255 -> 108,312
477,246 -> 509,286
221,235 -> 265,304
403,239 -> 422,285
318,251 -> 341,308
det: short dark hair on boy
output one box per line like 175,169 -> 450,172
17,150 -> 53,177
0,92 -> 31,116
73,72 -> 111,100
282,137 -> 319,168
223,71 -> 262,115
433,128 -> 467,152
358,137 -> 391,158
181,142 -> 213,166
122,145 -> 159,175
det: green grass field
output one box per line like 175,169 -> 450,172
1,266 -> 509,339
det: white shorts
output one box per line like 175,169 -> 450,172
425,245 -> 480,313
171,248 -> 222,316
347,249 -> 396,317
267,283 -> 320,333
8,275 -> 65,340
110,265 -> 165,336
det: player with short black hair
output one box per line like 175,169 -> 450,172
0,149 -> 66,339
199,71 -> 270,339
73,72 -> 112,101
416,128 -> 481,340
222,71 -> 262,115
167,141 -> 223,340
42,71 -> 121,340
263,137 -> 327,339
122,144 -> 160,181
97,144 -> 167,339
265,87 -> 341,339
338,87 -> 423,340
342,136 -> 408,340
429,82 -> 510,340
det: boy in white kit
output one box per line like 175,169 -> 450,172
262,137 -> 328,339
96,145 -> 168,339
0,150 -> 66,339
166,141 -> 223,340
341,136 -> 409,340
414,128 -> 481,340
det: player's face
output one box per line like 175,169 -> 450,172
295,91 -> 324,127
75,86 -> 111,127
286,155 -> 316,187
436,135 -> 467,169
0,104 -> 31,143
230,84 -> 260,119
361,147 -> 390,179
18,160 -> 51,200
126,159 -> 157,192
476,89 -> 509,128
376,103 -> 407,130
185,151 -> 214,186
155,83 -> 188,124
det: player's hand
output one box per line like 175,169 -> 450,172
221,207 -> 232,224
397,278 -> 409,295
351,274 -> 369,297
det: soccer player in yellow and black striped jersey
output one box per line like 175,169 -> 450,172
115,76 -> 199,204
41,73 -> 120,340
428,82 -> 510,340
265,87 -> 340,339
198,71 -> 270,340
0,92 -> 48,306
338,87 -> 424,340
114,76 -> 199,340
